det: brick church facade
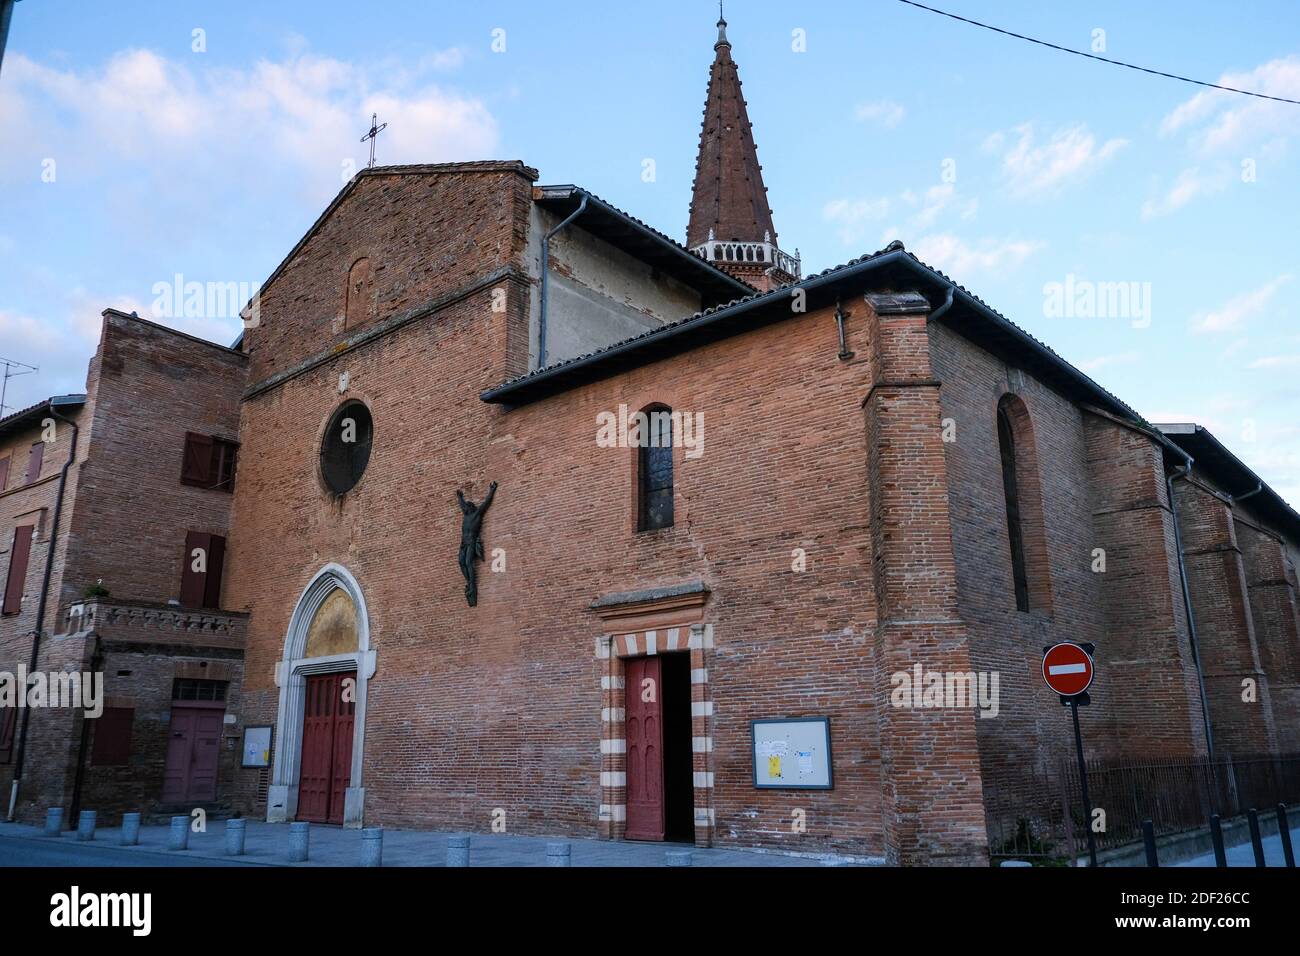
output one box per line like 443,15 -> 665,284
2,15 -> 1298,864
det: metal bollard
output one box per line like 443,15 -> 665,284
446,834 -> 470,867
1247,808 -> 1266,867
361,828 -> 383,867
1210,814 -> 1227,868
546,842 -> 571,867
288,821 -> 310,862
665,850 -> 692,867
168,815 -> 190,851
44,808 -> 64,837
76,810 -> 96,842
120,812 -> 141,846
1277,804 -> 1295,869
1141,820 -> 1158,867
225,818 -> 246,856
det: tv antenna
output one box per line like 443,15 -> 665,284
0,356 -> 38,418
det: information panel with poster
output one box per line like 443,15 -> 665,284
750,717 -> 832,789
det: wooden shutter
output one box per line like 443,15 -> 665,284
3,525 -> 34,614
91,707 -> 134,766
0,705 -> 16,763
25,441 -> 44,484
0,456 -> 9,491
203,534 -> 226,609
179,531 -> 211,607
181,432 -> 213,486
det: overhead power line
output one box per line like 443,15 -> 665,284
893,0 -> 1300,106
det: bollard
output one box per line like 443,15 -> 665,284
546,842 -> 572,867
225,818 -> 246,856
1210,814 -> 1227,868
1141,820 -> 1158,868
44,808 -> 64,837
76,810 -> 96,842
288,821 -> 310,863
361,827 -> 383,868
168,815 -> 190,851
665,850 -> 692,867
1277,804 -> 1295,869
1247,808 -> 1266,867
446,834 -> 470,867
120,812 -> 141,846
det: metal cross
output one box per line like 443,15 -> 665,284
359,112 -> 387,168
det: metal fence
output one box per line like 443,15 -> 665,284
1059,753 -> 1300,856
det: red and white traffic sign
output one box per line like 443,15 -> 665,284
1042,642 -> 1094,697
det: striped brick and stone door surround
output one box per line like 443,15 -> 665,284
595,623 -> 715,846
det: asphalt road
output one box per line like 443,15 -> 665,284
0,834 -> 253,867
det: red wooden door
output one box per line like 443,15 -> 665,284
624,656 -> 665,841
298,672 -> 355,824
162,703 -> 224,802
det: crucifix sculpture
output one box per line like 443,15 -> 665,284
456,481 -> 497,607
359,112 -> 387,168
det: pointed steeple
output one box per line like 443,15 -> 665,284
687,9 -> 799,289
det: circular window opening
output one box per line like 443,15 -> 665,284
320,401 -> 373,495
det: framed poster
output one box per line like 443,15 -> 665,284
750,717 -> 832,789
241,725 -> 273,768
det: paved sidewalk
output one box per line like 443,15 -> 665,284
0,819 -> 879,867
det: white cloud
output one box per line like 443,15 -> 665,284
1248,354 -> 1300,369
1191,274 -> 1292,334
991,123 -> 1127,198
0,48 -> 499,203
1079,351 -> 1140,372
822,183 -> 977,247
854,100 -> 905,128
1160,56 -> 1300,152
1140,167 -> 1229,219
822,197 -> 890,244
911,234 -> 1043,279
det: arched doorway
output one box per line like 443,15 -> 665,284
267,564 -> 376,827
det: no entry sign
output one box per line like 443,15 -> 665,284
1042,642 -> 1094,697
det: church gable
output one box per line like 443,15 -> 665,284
242,162 -> 537,385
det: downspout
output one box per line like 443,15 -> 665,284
537,193 -> 588,370
929,284 -> 955,323
1167,460 -> 1216,762
7,401 -> 79,821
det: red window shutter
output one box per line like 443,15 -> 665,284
203,534 -> 226,609
0,706 -> 16,763
91,707 -> 134,766
179,531 -> 212,607
3,525 -> 34,614
25,441 -> 44,484
0,456 -> 9,491
181,432 -> 214,486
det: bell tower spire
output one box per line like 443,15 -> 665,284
687,8 -> 799,290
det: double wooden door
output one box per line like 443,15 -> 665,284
162,703 -> 223,803
625,656 -> 665,841
297,671 -> 356,824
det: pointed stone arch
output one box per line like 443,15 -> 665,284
267,563 -> 376,827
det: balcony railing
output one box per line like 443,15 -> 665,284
690,239 -> 800,279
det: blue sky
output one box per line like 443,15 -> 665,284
1,0 -> 1297,500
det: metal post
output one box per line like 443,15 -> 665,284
447,833 -> 470,867
1210,814 -> 1227,868
43,807 -> 63,836
168,815 -> 189,851
666,850 -> 692,867
1070,699 -> 1098,867
361,827 -> 383,867
1278,804 -> 1295,868
546,841 -> 571,867
288,821 -> 310,862
1247,808 -> 1266,867
75,810 -> 96,842
1141,820 -> 1159,867
225,818 -> 246,856
120,812 -> 141,846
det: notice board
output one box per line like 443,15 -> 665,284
750,717 -> 833,789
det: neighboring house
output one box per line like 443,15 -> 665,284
0,311 -> 248,824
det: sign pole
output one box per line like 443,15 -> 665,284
1070,697 -> 1098,868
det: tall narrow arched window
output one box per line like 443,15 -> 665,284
997,404 -> 1030,612
638,405 -> 674,531
996,393 -> 1053,614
